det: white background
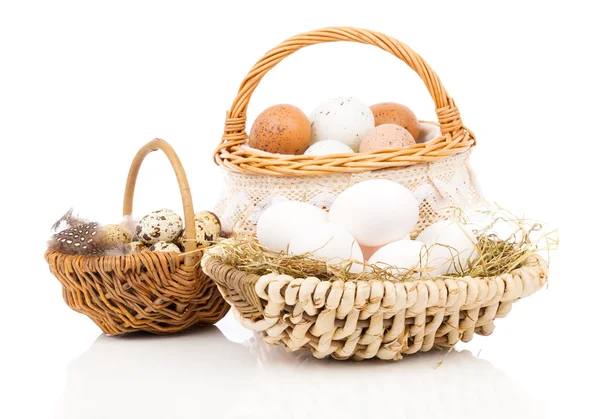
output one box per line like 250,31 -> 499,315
1,1 -> 597,418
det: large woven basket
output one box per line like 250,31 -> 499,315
213,26 -> 483,236
203,255 -> 548,361
45,139 -> 229,335
205,27 -> 549,360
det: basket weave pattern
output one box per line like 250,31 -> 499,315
45,139 -> 229,334
204,255 -> 548,360
215,27 -> 475,177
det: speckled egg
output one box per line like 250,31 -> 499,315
359,124 -> 416,153
149,241 -> 181,253
101,224 -> 132,246
370,102 -> 419,139
193,211 -> 221,249
195,211 -> 221,231
304,140 -> 354,156
127,241 -> 147,254
309,97 -> 374,151
248,104 -> 311,154
135,209 -> 183,245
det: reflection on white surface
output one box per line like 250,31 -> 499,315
55,321 -> 543,419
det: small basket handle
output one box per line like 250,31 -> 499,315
219,26 -> 466,152
123,139 -> 197,266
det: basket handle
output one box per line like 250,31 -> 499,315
219,26 -> 465,151
123,138 -> 197,266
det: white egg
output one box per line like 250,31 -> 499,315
368,240 -> 426,277
329,179 -> 419,247
289,222 -> 364,273
256,201 -> 328,253
417,220 -> 478,277
309,97 -> 375,151
304,140 -> 354,156
417,122 -> 442,144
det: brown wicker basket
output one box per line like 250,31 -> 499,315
213,26 -> 484,237
45,139 -> 229,335
204,27 -> 549,360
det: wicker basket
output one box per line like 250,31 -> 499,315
45,139 -> 229,335
214,27 -> 483,236
204,27 -> 549,360
203,255 -> 547,361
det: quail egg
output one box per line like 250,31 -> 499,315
102,224 -> 132,246
192,211 -> 222,249
135,209 -> 183,245
127,241 -> 147,254
149,241 -> 181,253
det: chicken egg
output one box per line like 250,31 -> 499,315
368,239 -> 426,278
309,97 -> 374,151
417,122 -> 442,144
304,140 -> 354,156
416,220 -> 478,277
359,124 -> 415,153
289,222 -> 364,273
248,104 -> 311,155
370,102 -> 419,139
329,180 -> 419,247
256,201 -> 328,253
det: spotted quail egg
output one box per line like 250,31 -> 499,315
127,241 -> 147,254
192,211 -> 221,249
102,224 -> 132,246
135,209 -> 183,245
195,211 -> 221,228
149,241 -> 181,253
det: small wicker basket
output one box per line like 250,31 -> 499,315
205,27 -> 549,360
45,139 -> 229,335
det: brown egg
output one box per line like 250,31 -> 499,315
359,124 -> 416,153
248,104 -> 311,154
370,102 -> 419,139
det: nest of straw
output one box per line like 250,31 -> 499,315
208,209 -> 557,282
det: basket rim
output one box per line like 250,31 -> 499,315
202,253 -> 548,319
44,248 -> 201,263
203,253 -> 547,287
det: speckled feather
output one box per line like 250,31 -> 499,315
51,208 -> 88,232
48,222 -> 106,255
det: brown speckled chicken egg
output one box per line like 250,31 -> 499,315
370,102 -> 419,139
149,241 -> 181,253
135,209 -> 183,245
102,224 -> 132,246
248,104 -> 311,154
359,124 -> 415,153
